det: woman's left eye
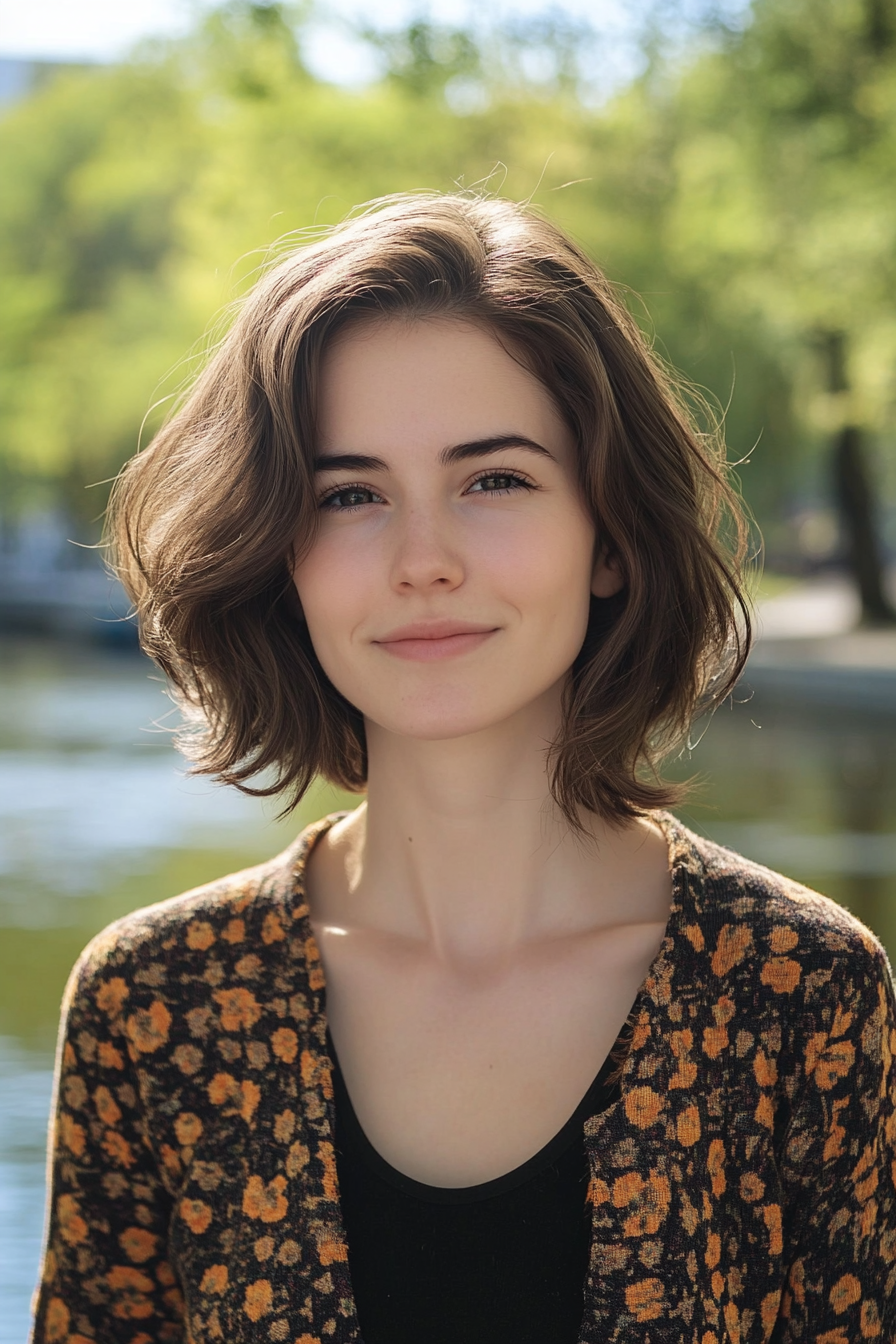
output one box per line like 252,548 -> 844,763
319,486 -> 381,511
466,471 -> 534,496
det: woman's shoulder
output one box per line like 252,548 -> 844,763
66,818 -> 332,1012
662,813 -> 894,997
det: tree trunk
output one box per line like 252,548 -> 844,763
824,331 -> 896,625
833,424 -> 896,624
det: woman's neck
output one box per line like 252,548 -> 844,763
311,690 -> 670,972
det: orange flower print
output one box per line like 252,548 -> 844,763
44,1296 -> 70,1342
703,996 -> 735,1059
320,1141 -> 339,1202
102,1130 -> 135,1168
805,1032 -> 855,1091
625,1278 -> 664,1322
262,911 -> 286,944
740,1172 -> 765,1202
244,1278 -> 273,1321
236,953 -> 263,979
57,1193 -> 88,1245
586,1175 -> 611,1206
209,1072 -> 239,1106
156,1260 -> 177,1287
274,1109 -> 296,1142
711,923 -> 753,976
213,987 -> 262,1031
186,920 -> 216,951
753,1049 -> 778,1088
319,1237 -> 349,1265
624,1086 -> 665,1129
770,925 -> 799,953
59,1112 -> 86,1157
108,1265 -> 154,1292
613,1169 -> 672,1237
286,1141 -> 311,1178
160,1144 -> 182,1179
222,917 -> 245,944
94,1085 -> 122,1127
172,1043 -> 203,1076
829,1273 -> 862,1314
200,1264 -> 229,1294
241,1079 -> 261,1124
676,1104 -> 701,1147
180,1198 -> 213,1234
707,1139 -> 726,1196
301,1049 -> 328,1089
243,1174 -> 289,1223
852,1143 -> 879,1204
96,976 -> 130,1016
761,1289 -> 782,1332
762,1203 -> 783,1255
860,1300 -> 882,1337
98,1040 -> 125,1069
631,1012 -> 651,1051
119,1227 -> 158,1263
126,1000 -> 172,1054
175,1112 -> 203,1146
669,1030 -> 697,1088
761,957 -> 801,994
272,1027 -> 298,1063
684,923 -> 705,951
107,1265 -> 155,1320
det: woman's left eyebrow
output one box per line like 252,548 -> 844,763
440,435 -> 555,465
313,435 -> 555,473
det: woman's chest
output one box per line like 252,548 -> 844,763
314,918 -> 667,1187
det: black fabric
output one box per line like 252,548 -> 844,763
328,1032 -> 622,1344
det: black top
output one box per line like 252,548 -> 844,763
328,1031 -> 622,1344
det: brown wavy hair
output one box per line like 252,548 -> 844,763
109,192 -> 752,825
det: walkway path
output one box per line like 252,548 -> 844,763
748,574 -> 896,712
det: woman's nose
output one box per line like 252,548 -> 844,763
389,506 -> 465,593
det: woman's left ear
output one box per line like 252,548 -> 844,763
591,547 -> 625,599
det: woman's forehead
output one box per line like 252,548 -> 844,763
316,316 -> 573,461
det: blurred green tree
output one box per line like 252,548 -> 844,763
655,0 -> 896,617
0,0 -> 893,621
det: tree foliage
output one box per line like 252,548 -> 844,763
0,0 -> 893,596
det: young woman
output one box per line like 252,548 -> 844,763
32,195 -> 895,1344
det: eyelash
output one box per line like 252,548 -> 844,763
318,470 -> 536,513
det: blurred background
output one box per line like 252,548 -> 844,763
1,0 -> 896,1335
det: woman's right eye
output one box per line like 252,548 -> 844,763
319,486 -> 381,512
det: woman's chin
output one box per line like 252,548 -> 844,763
363,701 -> 526,746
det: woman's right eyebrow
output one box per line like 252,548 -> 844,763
314,453 -> 385,473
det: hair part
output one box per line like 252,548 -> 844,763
109,191 -> 753,828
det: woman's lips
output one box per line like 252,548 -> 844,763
374,623 -> 498,662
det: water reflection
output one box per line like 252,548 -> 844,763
669,692 -> 896,955
1,639 -> 894,1339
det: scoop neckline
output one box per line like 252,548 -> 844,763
292,807 -> 689,1114
325,1022 -> 623,1204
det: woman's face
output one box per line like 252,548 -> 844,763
292,317 -> 621,743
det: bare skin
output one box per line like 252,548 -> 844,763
294,317 -> 672,1187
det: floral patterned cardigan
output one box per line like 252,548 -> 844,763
31,812 -> 896,1343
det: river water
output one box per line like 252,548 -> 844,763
2,637 -> 895,1339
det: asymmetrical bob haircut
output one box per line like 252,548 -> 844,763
109,192 -> 752,826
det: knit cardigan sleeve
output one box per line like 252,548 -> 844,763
30,925 -> 186,1344
773,930 -> 896,1341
